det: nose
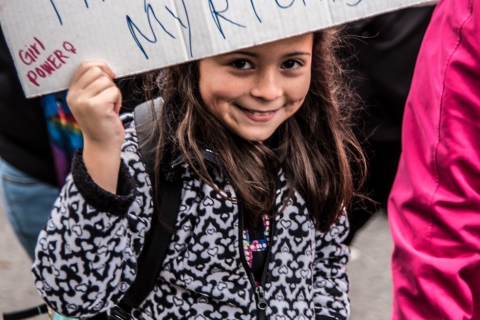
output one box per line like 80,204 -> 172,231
250,69 -> 283,101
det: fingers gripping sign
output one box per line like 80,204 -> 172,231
67,61 -> 124,194
67,61 -> 123,148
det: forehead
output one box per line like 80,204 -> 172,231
221,33 -> 314,57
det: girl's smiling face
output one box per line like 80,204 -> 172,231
198,33 -> 313,142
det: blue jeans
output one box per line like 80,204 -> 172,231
0,158 -> 59,261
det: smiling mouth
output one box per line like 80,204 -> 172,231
235,104 -> 278,123
236,104 -> 276,116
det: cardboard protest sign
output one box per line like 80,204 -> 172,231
0,0 -> 434,98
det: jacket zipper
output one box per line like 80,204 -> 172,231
255,174 -> 281,319
258,206 -> 277,320
238,203 -> 276,320
176,150 -> 273,318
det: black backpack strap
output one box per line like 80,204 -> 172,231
110,98 -> 182,320
2,304 -> 48,320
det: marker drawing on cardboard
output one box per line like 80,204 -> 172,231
0,0 -> 433,98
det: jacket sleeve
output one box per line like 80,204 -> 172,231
32,115 -> 155,318
389,0 -> 480,319
312,212 -> 350,320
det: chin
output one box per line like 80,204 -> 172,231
239,133 -> 273,142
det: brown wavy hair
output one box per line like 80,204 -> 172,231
143,28 -> 366,232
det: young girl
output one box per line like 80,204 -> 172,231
33,29 -> 365,320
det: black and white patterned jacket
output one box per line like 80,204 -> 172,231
32,113 -> 350,320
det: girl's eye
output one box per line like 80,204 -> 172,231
232,60 -> 253,69
282,60 -> 301,69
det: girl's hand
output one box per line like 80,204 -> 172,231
67,62 -> 124,193
67,61 -> 124,149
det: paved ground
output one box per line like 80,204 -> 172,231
0,194 -> 393,320
349,211 -> 393,320
0,196 -> 44,320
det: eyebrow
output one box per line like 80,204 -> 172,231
224,51 -> 311,58
283,52 -> 312,58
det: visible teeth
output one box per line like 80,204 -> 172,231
251,111 -> 272,116
237,104 -> 273,116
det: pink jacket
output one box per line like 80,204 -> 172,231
388,0 -> 480,319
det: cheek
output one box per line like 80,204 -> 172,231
285,75 -> 311,116
299,74 -> 312,97
289,74 -> 311,104
201,83 -> 244,115
200,67 -> 249,103
200,85 -> 233,110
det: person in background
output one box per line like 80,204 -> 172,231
343,5 -> 434,245
389,0 -> 480,318
0,27 -> 60,260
